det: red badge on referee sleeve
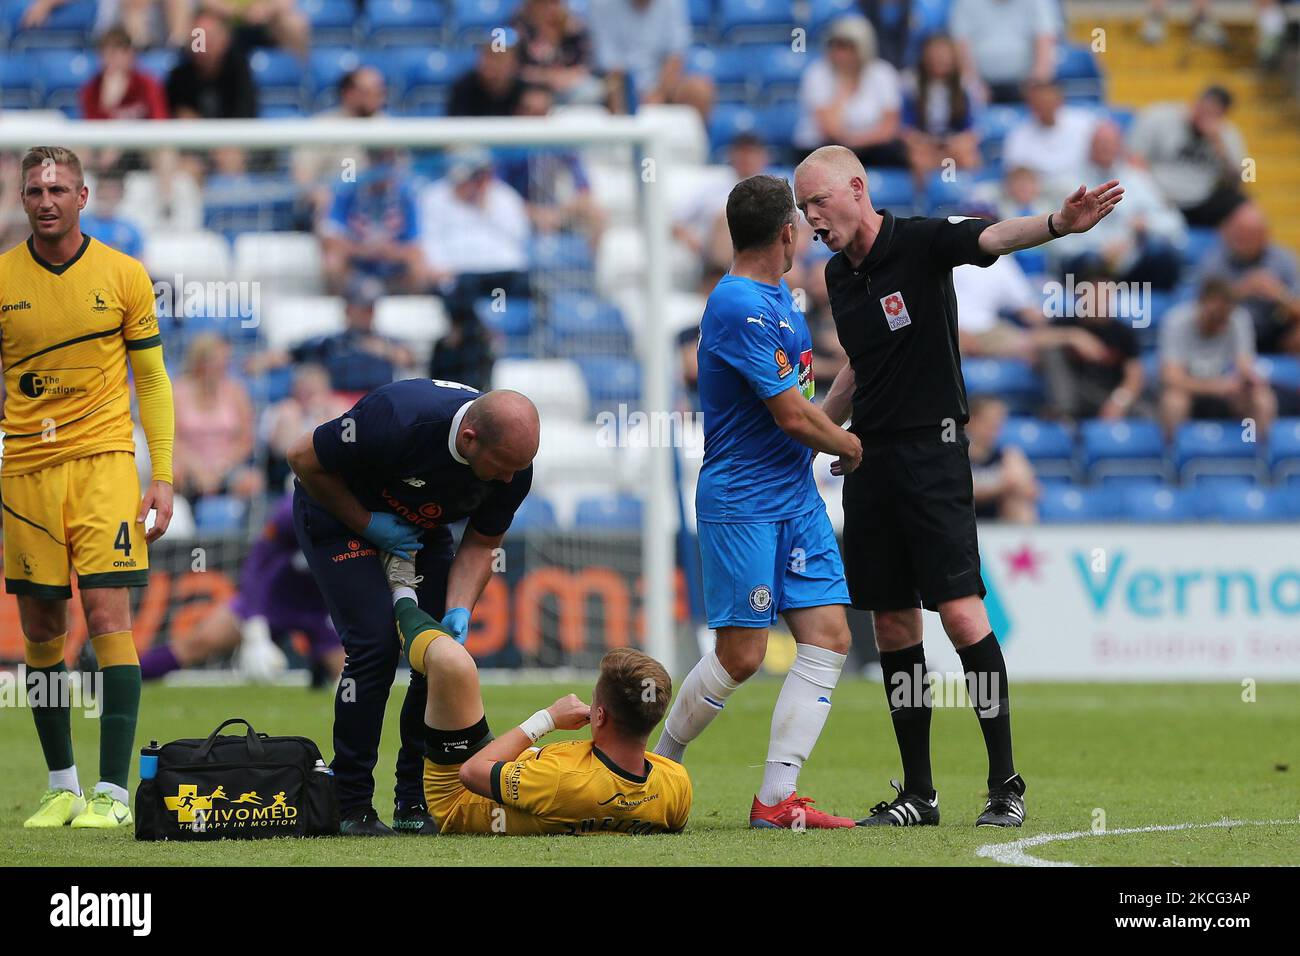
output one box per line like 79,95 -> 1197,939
880,292 -> 912,331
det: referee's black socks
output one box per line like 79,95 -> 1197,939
956,632 -> 1015,790
879,643 -> 934,798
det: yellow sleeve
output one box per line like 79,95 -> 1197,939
490,748 -> 559,816
121,261 -> 162,347
128,342 -> 175,484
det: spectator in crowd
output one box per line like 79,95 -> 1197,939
165,8 -> 258,119
319,150 -> 424,295
81,168 -> 144,260
448,32 -> 527,117
261,363 -> 351,488
293,66 -> 390,226
1158,276 -> 1274,437
677,325 -> 700,409
247,276 -> 417,395
202,0 -> 310,56
1129,85 -> 1247,228
496,84 -> 606,244
1140,0 -> 1225,47
419,147 -> 531,316
793,15 -> 907,168
1001,78 -> 1096,182
967,396 -> 1040,523
173,333 -> 263,504
1049,120 -> 1186,290
953,252 -> 1048,359
859,0 -> 912,71
429,312 -> 496,393
21,0 -> 186,47
949,0 -> 1059,104
973,164 -> 1054,222
1039,273 -> 1148,420
1196,202 -> 1300,355
901,33 -> 982,189
590,0 -> 713,119
80,25 -> 170,121
672,132 -> 772,290
512,0 -> 603,105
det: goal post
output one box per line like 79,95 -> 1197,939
0,113 -> 680,676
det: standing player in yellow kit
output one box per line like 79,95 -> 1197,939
3,147 -> 176,830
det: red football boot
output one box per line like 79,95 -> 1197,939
749,793 -> 856,829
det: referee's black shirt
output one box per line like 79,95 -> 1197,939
824,210 -> 999,439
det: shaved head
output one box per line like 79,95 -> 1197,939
459,389 -> 540,482
793,145 -> 874,257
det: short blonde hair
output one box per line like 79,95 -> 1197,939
20,146 -> 85,190
594,648 -> 672,738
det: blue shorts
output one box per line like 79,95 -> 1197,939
698,506 -> 850,629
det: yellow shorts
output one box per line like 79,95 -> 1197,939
424,759 -> 501,834
2,451 -> 148,599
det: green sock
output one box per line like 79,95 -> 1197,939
27,661 -> 75,774
97,664 -> 141,790
395,597 -> 446,673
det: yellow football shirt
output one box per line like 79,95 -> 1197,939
0,234 -> 161,475
483,740 -> 692,836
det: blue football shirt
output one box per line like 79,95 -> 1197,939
695,274 -> 821,523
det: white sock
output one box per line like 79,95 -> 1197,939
391,586 -> 417,606
758,642 -> 846,806
652,649 -> 742,762
94,781 -> 129,804
50,766 -> 80,796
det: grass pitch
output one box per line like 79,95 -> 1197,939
2,679 -> 1296,866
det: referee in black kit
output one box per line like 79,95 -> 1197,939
794,145 -> 1122,827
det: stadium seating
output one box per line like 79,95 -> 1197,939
260,295 -> 347,350
1171,420 -> 1262,484
1118,485 -> 1199,522
1267,418 -> 1300,483
365,0 -> 446,47
547,293 -> 631,355
233,233 -> 326,295
1079,419 -> 1168,482
373,295 -> 451,365
37,50 -> 96,116
451,0 -> 520,45
144,230 -> 233,284
193,495 -> 249,534
5,0 -> 95,50
575,494 -> 644,530
301,0 -> 358,47
718,0 -> 796,44
999,417 -> 1077,481
510,493 -> 559,532
1038,485 -> 1123,523
963,358 -> 1044,413
1200,485 -> 1300,523
576,356 -> 642,409
492,358 -> 590,421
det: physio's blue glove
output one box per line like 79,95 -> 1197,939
442,607 -> 471,645
363,512 -> 423,560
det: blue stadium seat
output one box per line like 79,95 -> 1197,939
1079,418 -> 1167,481
1201,485 -> 1300,523
547,293 -> 630,354
975,104 -> 1028,165
251,366 -> 295,405
758,102 -> 799,151
1267,418 -> 1300,483
193,496 -> 248,533
574,495 -> 643,530
1119,485 -> 1198,523
0,52 -> 40,109
301,0 -> 357,46
923,170 -> 974,215
1172,420 -> 1262,483
869,168 -> 916,212
962,358 -> 1044,413
529,233 -> 594,273
451,0 -> 519,44
1094,473 -> 1165,492
911,0 -> 951,35
1038,486 -> 1122,523
755,44 -> 805,101
577,356 -> 642,406
685,45 -> 752,101
1055,43 -> 1103,100
718,0 -> 795,43
7,0 -> 95,49
366,0 -> 446,46
808,0 -> 858,34
511,494 -> 558,532
308,48 -> 389,109
475,297 -> 535,337
1183,227 -> 1220,268
38,50 -> 97,115
248,48 -> 305,109
1256,355 -> 1300,392
999,416 -> 1076,479
138,48 -> 179,81
203,174 -> 299,240
399,48 -> 478,115
688,0 -> 717,42
708,103 -> 760,155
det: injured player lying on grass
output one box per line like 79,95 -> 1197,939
381,552 -> 693,836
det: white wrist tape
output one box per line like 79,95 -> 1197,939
518,709 -> 555,743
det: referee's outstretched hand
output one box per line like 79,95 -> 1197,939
1055,179 -> 1125,235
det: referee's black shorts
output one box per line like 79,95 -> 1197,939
841,426 -> 986,612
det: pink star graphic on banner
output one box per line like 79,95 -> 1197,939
1004,544 -> 1046,580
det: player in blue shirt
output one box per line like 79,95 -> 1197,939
651,175 -> 865,829
287,380 -> 539,835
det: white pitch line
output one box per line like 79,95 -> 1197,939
976,818 -> 1300,867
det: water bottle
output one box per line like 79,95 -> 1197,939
313,758 -> 334,777
139,740 -> 161,780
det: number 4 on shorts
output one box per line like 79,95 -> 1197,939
114,521 -> 132,558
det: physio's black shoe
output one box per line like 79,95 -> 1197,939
392,801 -> 439,836
339,807 -> 396,836
856,780 -> 940,827
976,773 -> 1026,828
